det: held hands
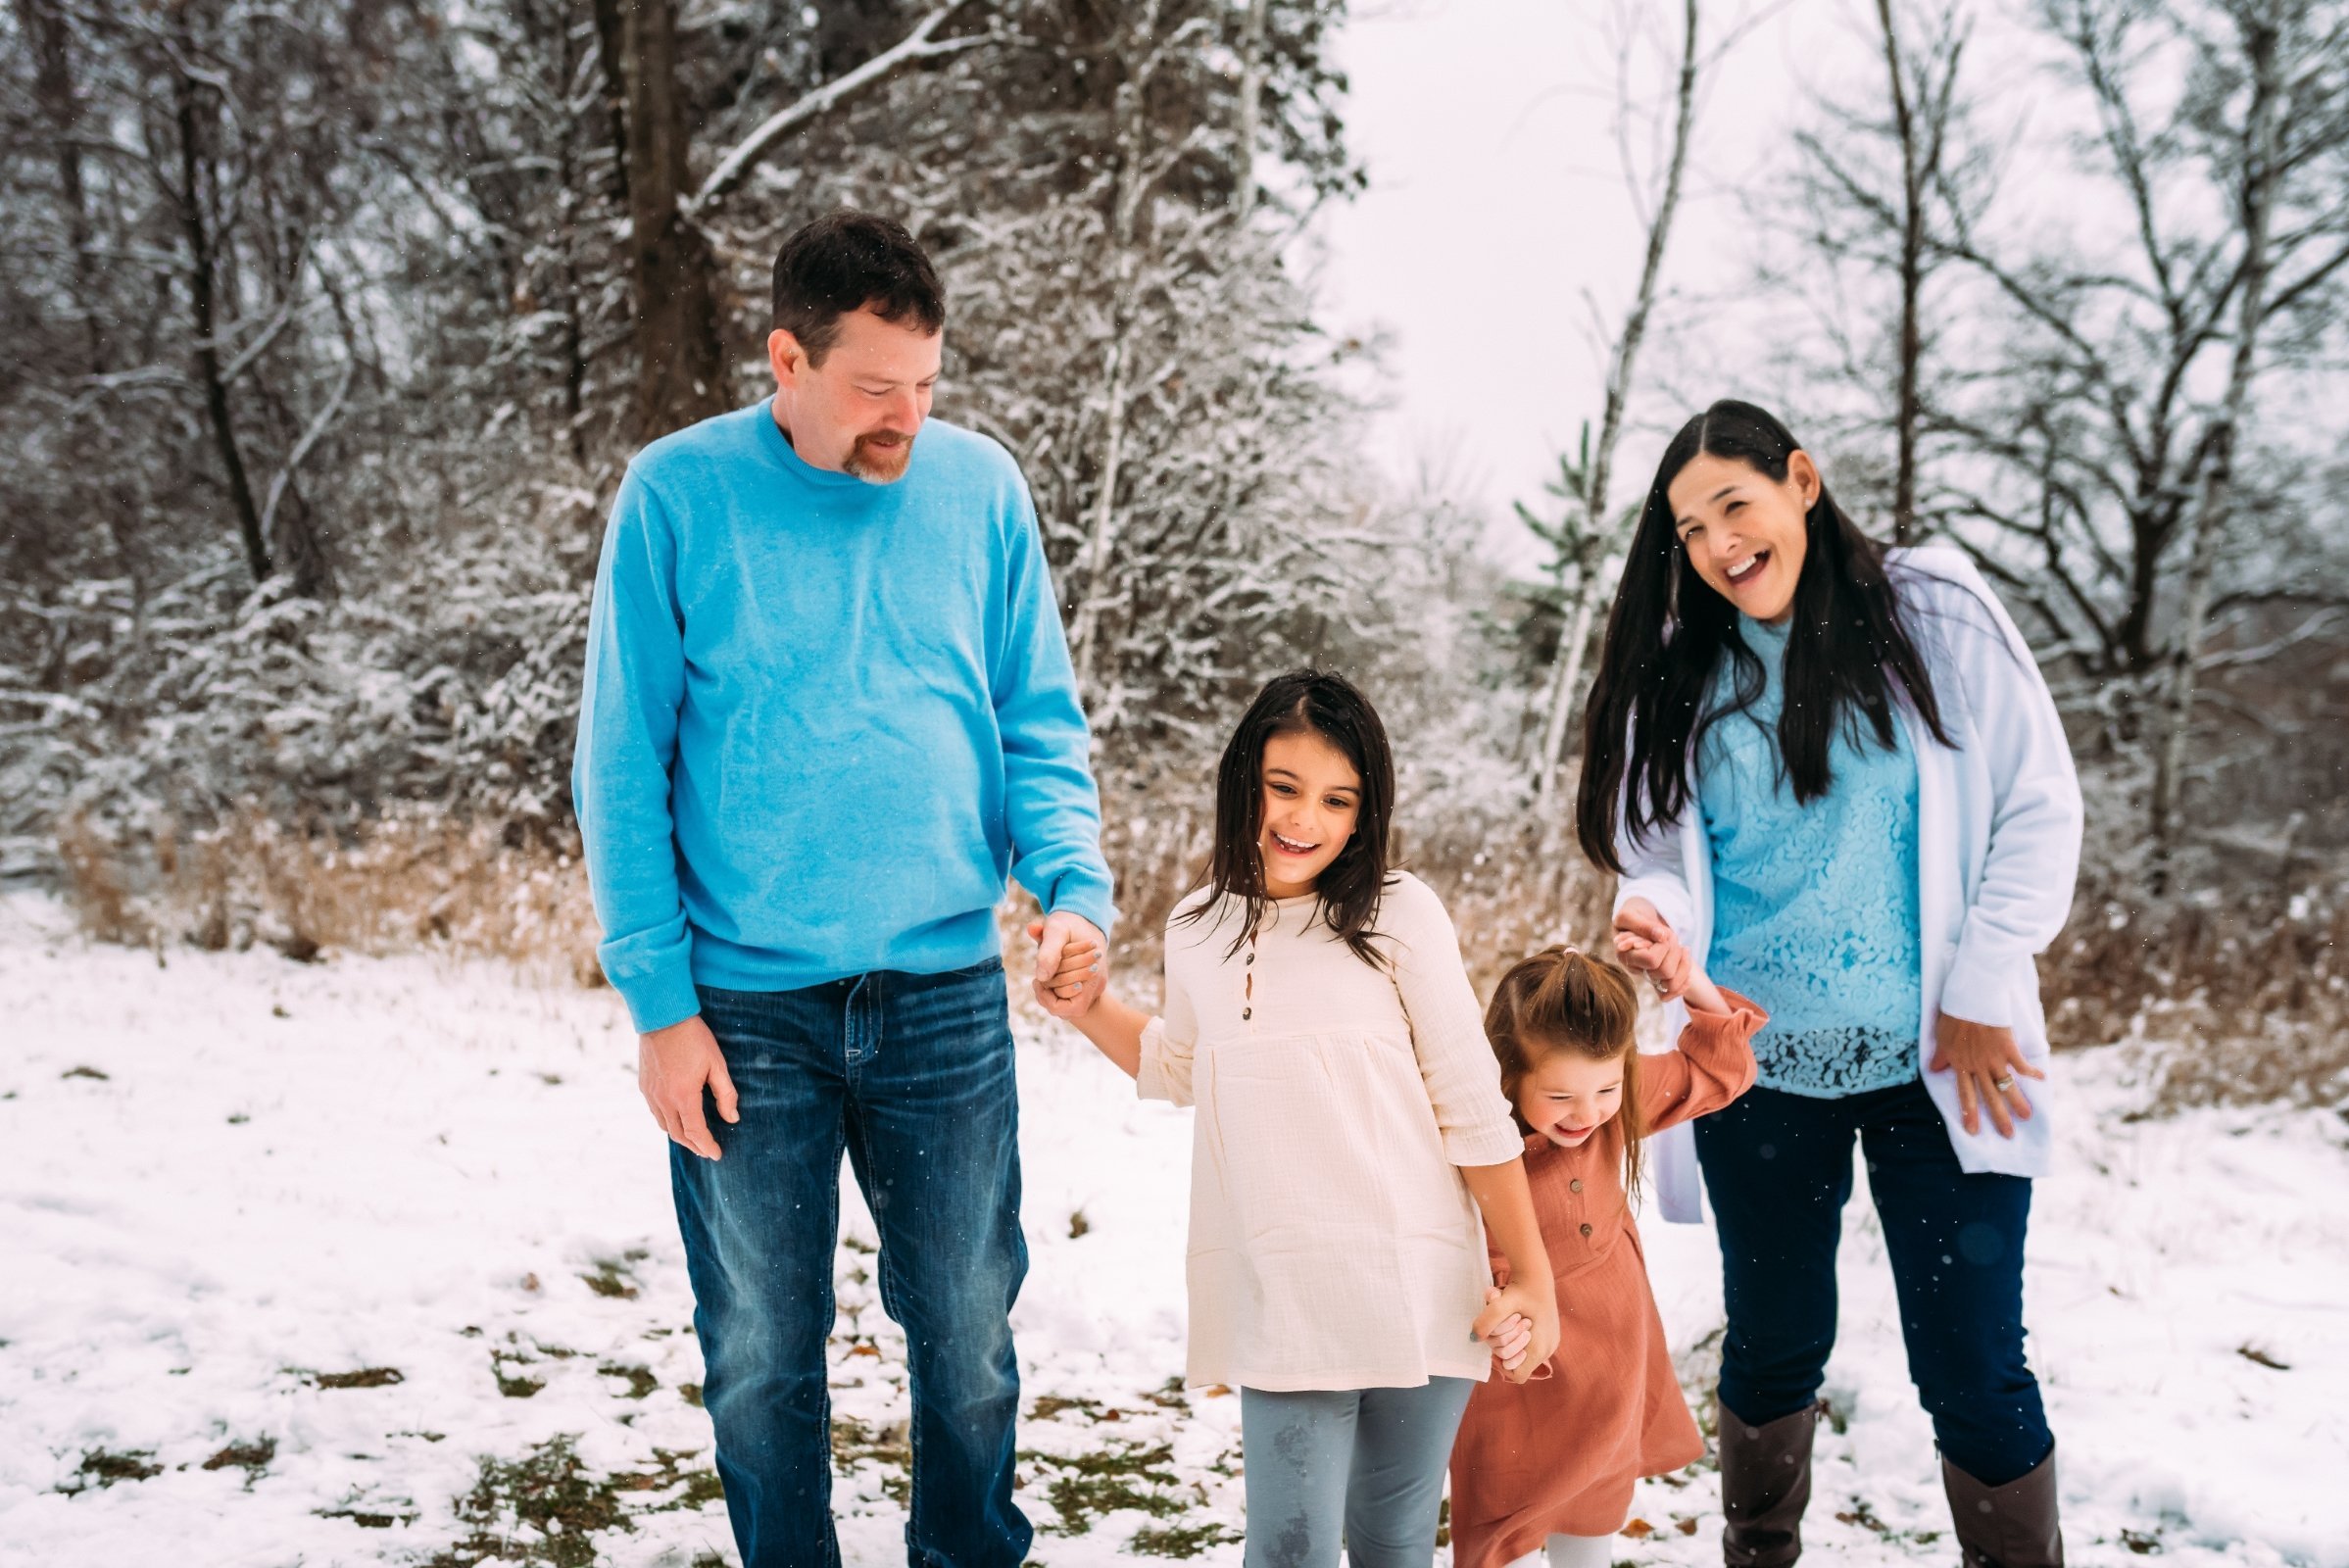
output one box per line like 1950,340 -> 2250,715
1473,1273 -> 1560,1385
1929,1011 -> 2042,1139
1026,914 -> 1106,1018
639,1014 -> 740,1161
1613,901 -> 1728,1014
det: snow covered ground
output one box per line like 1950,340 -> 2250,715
2,889 -> 2343,1567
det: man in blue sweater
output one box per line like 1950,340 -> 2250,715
573,212 -> 1114,1568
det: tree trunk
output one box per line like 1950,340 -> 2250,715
18,0 -> 108,375
169,52 -> 270,588
1532,0 -> 1701,810
1068,6 -> 1164,699
588,0 -> 633,208
611,0 -> 729,441
2150,7 -> 2284,871
1876,0 -> 1923,545
1233,0 -> 1270,217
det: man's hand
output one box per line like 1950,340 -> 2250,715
1928,1010 -> 2041,1139
1029,911 -> 1106,1018
640,1014 -> 739,1161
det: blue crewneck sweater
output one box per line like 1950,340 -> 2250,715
573,401 -> 1116,1033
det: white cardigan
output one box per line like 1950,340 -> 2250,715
1614,547 -> 2085,1222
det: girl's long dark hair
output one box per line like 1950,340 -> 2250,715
1176,668 -> 1397,966
1575,400 -> 1953,873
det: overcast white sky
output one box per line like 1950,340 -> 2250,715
1310,0 -> 1873,557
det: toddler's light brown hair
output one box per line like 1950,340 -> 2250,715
1485,945 -> 1650,1200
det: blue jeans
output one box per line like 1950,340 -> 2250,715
1238,1379 -> 1476,1568
677,960 -> 1029,1568
1692,1077 -> 2053,1485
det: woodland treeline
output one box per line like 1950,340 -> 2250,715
4,0 -> 2345,1067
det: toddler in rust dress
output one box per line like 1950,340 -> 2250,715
1450,913 -> 1764,1568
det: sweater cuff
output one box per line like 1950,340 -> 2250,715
1941,935 -> 2018,1029
612,955 -> 703,1035
1044,871 -> 1119,942
1445,1118 -> 1533,1168
1136,1015 -> 1186,1104
1690,988 -> 1769,1041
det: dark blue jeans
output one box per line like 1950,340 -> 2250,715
678,959 -> 1029,1568
1692,1077 -> 2053,1486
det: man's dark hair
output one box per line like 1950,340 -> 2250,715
770,211 -> 945,366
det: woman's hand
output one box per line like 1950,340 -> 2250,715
1615,905 -> 1731,1014
1474,1279 -> 1559,1384
1928,1011 -> 2043,1138
1614,899 -> 1692,1002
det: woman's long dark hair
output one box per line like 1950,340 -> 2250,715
1575,400 -> 1953,873
1176,668 -> 1397,966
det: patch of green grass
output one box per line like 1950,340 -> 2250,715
61,1064 -> 110,1081
599,1362 -> 659,1399
610,1447 -> 725,1513
1031,1442 -> 1187,1537
580,1257 -> 641,1299
58,1447 -> 161,1494
496,1368 -> 545,1399
1128,1520 -> 1239,1557
677,1381 -> 704,1407
202,1436 -> 276,1485
315,1366 -> 404,1390
423,1437 -> 629,1568
832,1414 -> 911,1503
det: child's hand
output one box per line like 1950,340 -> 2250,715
1474,1279 -> 1560,1384
1614,906 -> 1727,1015
1026,920 -> 1102,1013
1481,1287 -> 1535,1373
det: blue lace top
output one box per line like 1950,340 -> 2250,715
1695,616 -> 1923,1098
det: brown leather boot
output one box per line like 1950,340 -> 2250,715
1942,1446 -> 2064,1567
1717,1398 -> 1818,1566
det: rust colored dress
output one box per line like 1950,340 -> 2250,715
1446,995 -> 1766,1568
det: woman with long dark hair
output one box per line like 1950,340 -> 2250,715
1575,402 -> 2083,1567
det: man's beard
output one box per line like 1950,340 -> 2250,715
843,429 -> 915,482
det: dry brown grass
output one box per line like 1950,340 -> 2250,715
1083,783 -> 1613,1005
2040,875 -> 2349,1112
52,796 -> 2343,1115
55,807 -> 602,986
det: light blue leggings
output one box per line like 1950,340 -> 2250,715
1239,1379 -> 1476,1568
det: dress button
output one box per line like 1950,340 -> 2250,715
1579,1222 -> 1593,1238
1242,1007 -> 1252,1020
1246,952 -> 1254,964
1570,1179 -> 1584,1194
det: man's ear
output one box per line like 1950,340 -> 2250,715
767,328 -> 805,391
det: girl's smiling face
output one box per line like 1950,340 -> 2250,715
1666,450 -> 1819,625
1515,1046 -> 1628,1149
1257,729 -> 1362,900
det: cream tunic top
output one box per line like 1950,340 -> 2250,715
1138,872 -> 1525,1392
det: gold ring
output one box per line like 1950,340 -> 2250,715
1992,1073 -> 2016,1093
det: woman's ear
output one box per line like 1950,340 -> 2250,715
1786,449 -> 1822,509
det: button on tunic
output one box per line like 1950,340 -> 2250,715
1137,873 -> 1525,1393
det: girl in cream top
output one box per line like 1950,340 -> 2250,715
1139,872 -> 1532,1390
1061,669 -> 1557,1566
